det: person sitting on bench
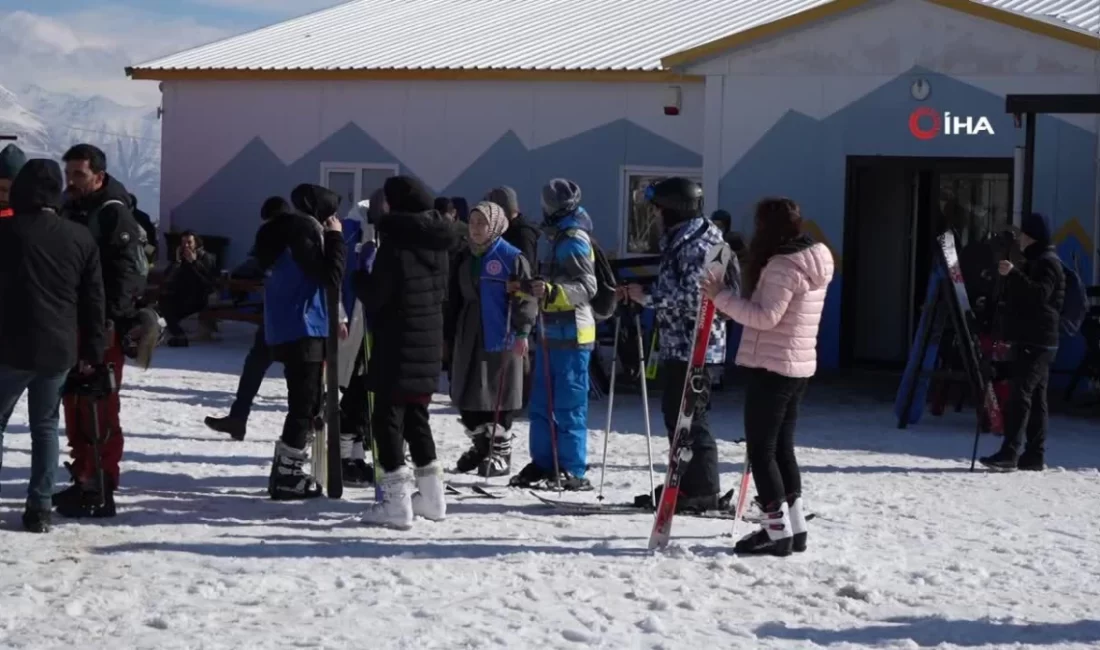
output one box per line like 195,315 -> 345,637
159,231 -> 217,347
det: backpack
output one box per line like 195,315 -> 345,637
553,228 -> 618,322
90,199 -> 150,279
1049,254 -> 1086,337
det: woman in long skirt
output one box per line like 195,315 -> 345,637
446,201 -> 536,477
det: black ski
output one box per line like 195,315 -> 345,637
324,284 -> 343,499
530,491 -> 815,522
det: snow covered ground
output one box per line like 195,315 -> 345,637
2,324 -> 1100,649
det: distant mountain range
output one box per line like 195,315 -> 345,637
0,82 -> 161,221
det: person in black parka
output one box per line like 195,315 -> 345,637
355,176 -> 459,529
980,212 -> 1064,472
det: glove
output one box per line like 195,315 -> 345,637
64,364 -> 116,399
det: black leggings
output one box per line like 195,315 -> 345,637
460,410 -> 515,432
372,394 -> 437,473
743,368 -> 808,506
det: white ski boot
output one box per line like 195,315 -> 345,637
360,467 -> 414,530
733,498 -> 793,557
410,462 -> 447,521
788,495 -> 808,553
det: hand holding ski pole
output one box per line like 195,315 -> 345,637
621,283 -> 646,305
512,336 -> 529,358
997,260 -> 1014,276
700,269 -> 724,299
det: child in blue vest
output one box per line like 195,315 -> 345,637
253,184 -> 346,500
446,201 -> 536,477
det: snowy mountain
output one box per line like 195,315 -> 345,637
0,82 -> 161,220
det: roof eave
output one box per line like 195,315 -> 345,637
660,0 -> 1099,69
127,67 -> 706,83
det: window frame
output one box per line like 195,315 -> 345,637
318,162 -> 401,210
618,165 -> 704,257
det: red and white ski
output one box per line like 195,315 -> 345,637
648,242 -> 731,550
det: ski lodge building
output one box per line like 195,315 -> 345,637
129,0 -> 1099,371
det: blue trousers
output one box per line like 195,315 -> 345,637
529,346 -> 591,477
0,365 -> 69,511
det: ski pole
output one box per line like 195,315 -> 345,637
483,300 -> 514,485
969,417 -> 982,472
596,312 -> 621,501
537,308 -> 563,492
633,309 -> 656,505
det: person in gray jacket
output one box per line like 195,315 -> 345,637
445,201 -> 536,477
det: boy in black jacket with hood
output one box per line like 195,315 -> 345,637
980,212 -> 1064,472
356,176 -> 459,529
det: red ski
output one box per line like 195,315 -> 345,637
648,242 -> 731,550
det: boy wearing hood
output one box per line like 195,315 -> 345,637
0,143 -> 27,217
251,183 -> 346,500
509,178 -> 598,491
54,143 -> 153,518
980,213 -> 1065,472
354,176 -> 459,528
0,159 -> 106,532
623,178 -> 740,512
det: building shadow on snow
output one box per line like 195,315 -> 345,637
126,384 -> 285,413
754,616 -> 1100,647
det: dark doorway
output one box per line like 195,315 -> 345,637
840,156 -> 1013,369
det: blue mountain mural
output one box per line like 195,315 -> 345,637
719,66 -> 1097,369
174,118 -> 702,265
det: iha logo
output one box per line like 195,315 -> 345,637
908,106 -> 995,139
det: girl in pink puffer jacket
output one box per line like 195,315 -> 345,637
702,197 -> 834,557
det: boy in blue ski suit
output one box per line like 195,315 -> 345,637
510,178 -> 598,491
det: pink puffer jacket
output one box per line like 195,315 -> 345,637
714,241 -> 834,378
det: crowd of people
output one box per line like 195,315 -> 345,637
0,138 -> 1067,559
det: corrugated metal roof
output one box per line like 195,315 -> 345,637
132,0 -> 1098,73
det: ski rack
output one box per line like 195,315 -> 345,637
895,232 -> 999,432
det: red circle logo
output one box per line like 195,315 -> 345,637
909,106 -> 941,140
486,259 -> 503,276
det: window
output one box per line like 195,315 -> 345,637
938,172 -> 1011,248
320,163 -> 400,217
620,166 -> 703,255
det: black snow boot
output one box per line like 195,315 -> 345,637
340,432 -> 374,487
22,508 -> 51,533
633,486 -> 723,513
268,440 -> 323,501
53,480 -> 117,519
477,432 -> 513,478
733,498 -> 793,557
1017,450 -> 1045,471
508,462 -> 550,488
205,415 -> 247,441
455,425 -> 490,474
979,448 -> 1018,472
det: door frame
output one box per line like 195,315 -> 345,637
839,155 -> 1014,369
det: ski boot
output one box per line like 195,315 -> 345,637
340,432 -> 374,487
360,467 -> 414,529
411,462 -> 447,521
508,462 -> 550,488
454,424 -> 490,474
733,498 -> 793,557
788,493 -> 808,553
205,415 -> 247,441
477,431 -> 513,478
268,440 -> 323,501
633,486 -> 720,513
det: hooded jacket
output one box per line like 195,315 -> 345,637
61,173 -> 147,326
715,236 -> 834,378
1003,242 -> 1064,348
0,159 -> 106,373
252,203 -> 346,349
539,208 -> 599,348
355,209 -> 459,395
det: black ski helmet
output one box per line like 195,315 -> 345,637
646,177 -> 702,214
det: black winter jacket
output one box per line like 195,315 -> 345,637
503,212 -> 540,270
1003,243 -> 1065,348
62,175 -> 147,325
356,210 -> 459,395
164,246 -> 217,298
0,208 -> 106,373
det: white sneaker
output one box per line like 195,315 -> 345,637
411,462 -> 447,521
360,467 -> 413,530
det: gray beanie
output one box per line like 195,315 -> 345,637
540,178 -> 581,218
485,186 -> 519,216
0,144 -> 27,180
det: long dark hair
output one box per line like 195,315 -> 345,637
743,197 -> 803,296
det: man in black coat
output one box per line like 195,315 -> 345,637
356,176 -> 459,528
0,159 -> 106,533
54,143 -> 151,518
159,230 -> 218,347
980,212 -> 1065,472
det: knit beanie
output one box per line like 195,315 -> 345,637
383,175 -> 434,214
0,144 -> 27,180
540,178 -> 581,218
1020,212 -> 1052,245
485,186 -> 519,216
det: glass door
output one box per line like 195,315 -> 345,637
320,163 -> 400,217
